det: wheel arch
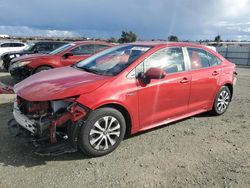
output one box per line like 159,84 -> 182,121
223,82 -> 233,100
32,64 -> 54,74
97,103 -> 132,137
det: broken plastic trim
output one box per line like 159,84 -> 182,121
8,101 -> 90,156
0,82 -> 14,94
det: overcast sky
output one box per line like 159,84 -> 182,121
0,0 -> 249,40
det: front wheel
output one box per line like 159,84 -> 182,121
34,66 -> 52,74
210,86 -> 231,115
78,107 -> 126,157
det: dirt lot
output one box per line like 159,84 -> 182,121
0,63 -> 249,188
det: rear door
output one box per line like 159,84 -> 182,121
185,47 -> 222,112
137,47 -> 191,129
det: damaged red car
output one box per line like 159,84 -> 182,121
9,42 -> 237,157
8,41 -> 113,83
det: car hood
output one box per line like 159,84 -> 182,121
12,53 -> 50,62
14,66 -> 111,101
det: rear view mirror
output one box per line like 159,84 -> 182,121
63,52 -> 73,58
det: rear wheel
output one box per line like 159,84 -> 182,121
34,66 -> 52,74
78,107 -> 126,157
211,86 -> 231,115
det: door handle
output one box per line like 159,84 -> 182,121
212,71 -> 219,76
180,77 -> 189,84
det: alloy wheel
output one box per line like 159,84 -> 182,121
89,116 -> 121,151
216,90 -> 230,113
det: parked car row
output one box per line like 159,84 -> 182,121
1,41 -> 68,70
7,41 -> 237,157
8,41 -> 113,82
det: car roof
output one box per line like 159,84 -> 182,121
73,41 -> 114,46
130,41 -> 207,48
35,41 -> 68,44
0,41 -> 25,44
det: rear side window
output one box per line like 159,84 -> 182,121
70,44 -> 95,55
0,43 -> 12,47
187,48 -> 210,70
207,52 -> 221,66
93,45 -> 110,53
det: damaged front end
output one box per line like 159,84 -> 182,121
8,96 -> 89,156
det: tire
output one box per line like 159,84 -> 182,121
2,55 -> 10,71
34,66 -> 52,74
78,107 -> 126,157
210,86 -> 231,115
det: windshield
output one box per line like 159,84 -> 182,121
75,45 -> 151,76
49,43 -> 76,55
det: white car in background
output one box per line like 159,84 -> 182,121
206,45 -> 217,52
0,42 -> 28,57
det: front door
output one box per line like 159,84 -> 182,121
61,44 -> 95,66
137,47 -> 191,129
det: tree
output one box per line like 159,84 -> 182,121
168,35 -> 179,42
214,35 -> 222,46
118,31 -> 137,43
107,37 -> 117,43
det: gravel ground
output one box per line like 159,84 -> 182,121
0,63 -> 249,188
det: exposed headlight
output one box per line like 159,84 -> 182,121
11,61 -> 31,69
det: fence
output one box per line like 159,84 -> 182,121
217,47 -> 250,66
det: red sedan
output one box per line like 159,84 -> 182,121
8,41 -> 114,82
10,42 -> 237,157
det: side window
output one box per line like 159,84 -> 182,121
12,43 -> 24,47
36,43 -> 53,51
93,45 -> 109,53
187,48 -> 210,70
143,47 -> 185,73
54,43 -> 65,50
0,43 -> 12,47
130,47 -> 185,78
207,52 -> 221,66
70,45 -> 95,55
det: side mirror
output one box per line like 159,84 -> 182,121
145,67 -> 166,79
137,67 -> 166,85
63,52 -> 73,58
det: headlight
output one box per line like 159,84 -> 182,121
11,61 -> 31,69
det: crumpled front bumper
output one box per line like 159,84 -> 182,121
9,65 -> 33,83
8,101 -> 88,156
12,102 -> 50,135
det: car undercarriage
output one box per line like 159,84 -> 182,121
8,96 -> 89,156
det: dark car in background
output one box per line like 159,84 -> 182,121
9,41 -> 114,82
1,41 -> 68,70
